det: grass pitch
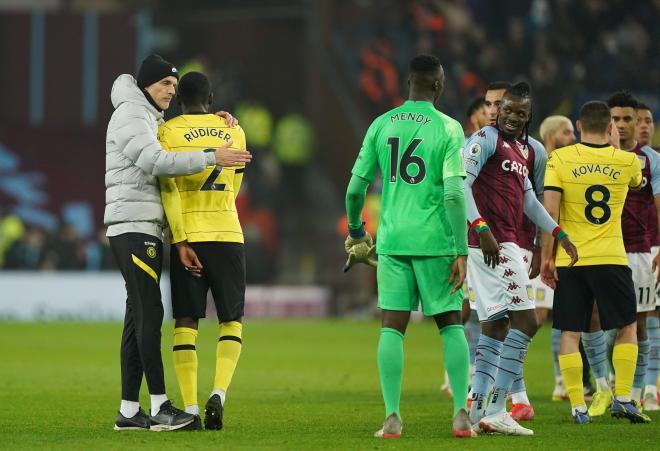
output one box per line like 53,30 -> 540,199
1,320 -> 658,449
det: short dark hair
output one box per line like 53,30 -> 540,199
177,71 -> 211,106
637,102 -> 652,112
607,90 -> 638,109
503,81 -> 531,100
579,101 -> 611,134
466,96 -> 485,118
486,81 -> 512,92
409,54 -> 441,74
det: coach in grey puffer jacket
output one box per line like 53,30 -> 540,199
104,73 -> 217,239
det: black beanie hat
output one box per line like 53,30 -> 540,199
137,54 -> 179,90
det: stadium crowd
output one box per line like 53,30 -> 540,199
331,0 -> 659,127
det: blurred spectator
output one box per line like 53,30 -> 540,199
4,227 -> 47,270
235,101 -> 274,149
332,0 -> 660,128
41,224 -> 87,270
464,96 -> 488,136
235,189 -> 277,283
0,208 -> 25,268
272,112 -> 315,212
359,38 -> 403,111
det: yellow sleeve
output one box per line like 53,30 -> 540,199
629,154 -> 643,190
159,177 -> 187,244
157,124 -> 171,151
233,170 -> 244,200
233,126 -> 247,199
544,151 -> 563,192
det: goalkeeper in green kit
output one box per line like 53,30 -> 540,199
344,55 -> 473,439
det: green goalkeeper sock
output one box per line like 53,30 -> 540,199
377,327 -> 404,418
441,324 -> 470,416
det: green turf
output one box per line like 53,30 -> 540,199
0,320 -> 658,449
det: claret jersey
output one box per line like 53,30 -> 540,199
463,125 -> 535,246
620,142 -> 660,253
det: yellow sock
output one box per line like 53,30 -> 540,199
214,321 -> 243,393
559,352 -> 585,409
613,343 -> 638,399
173,327 -> 198,408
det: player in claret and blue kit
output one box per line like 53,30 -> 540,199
463,82 -> 578,436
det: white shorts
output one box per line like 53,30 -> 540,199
465,276 -> 477,311
628,252 -> 656,312
519,248 -> 554,309
653,246 -> 660,305
468,242 -> 535,321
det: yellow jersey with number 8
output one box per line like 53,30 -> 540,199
158,113 -> 247,244
544,143 -> 642,267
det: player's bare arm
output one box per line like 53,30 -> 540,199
478,228 -> 500,269
175,242 -> 203,277
541,190 -> 561,288
449,256 -> 467,294
529,247 -> 541,279
651,195 -> 660,282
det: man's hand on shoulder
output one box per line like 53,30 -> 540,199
214,139 -> 252,167
215,111 -> 238,127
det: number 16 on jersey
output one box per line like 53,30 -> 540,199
388,137 -> 426,185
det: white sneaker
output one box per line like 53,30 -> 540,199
374,413 -> 402,438
552,378 -> 567,401
479,412 -> 534,436
643,391 -> 660,411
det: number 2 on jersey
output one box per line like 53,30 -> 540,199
200,167 -> 226,191
387,137 -> 426,185
584,184 -> 611,224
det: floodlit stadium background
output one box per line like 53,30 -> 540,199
0,0 -> 658,319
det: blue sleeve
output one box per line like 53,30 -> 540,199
463,127 -> 497,179
463,127 -> 498,224
643,146 -> 660,196
530,138 -> 548,196
464,174 -> 482,224
523,183 -> 560,234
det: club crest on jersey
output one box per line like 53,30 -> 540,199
638,155 -> 647,169
146,246 -> 157,259
519,144 -> 529,159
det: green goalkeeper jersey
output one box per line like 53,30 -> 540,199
351,100 -> 466,256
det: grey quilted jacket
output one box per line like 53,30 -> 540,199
104,74 -> 216,239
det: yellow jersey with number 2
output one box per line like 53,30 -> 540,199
544,143 -> 642,267
158,113 -> 247,244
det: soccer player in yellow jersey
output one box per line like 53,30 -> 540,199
541,101 -> 650,424
158,72 -> 247,431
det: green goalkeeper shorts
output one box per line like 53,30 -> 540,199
377,254 -> 463,316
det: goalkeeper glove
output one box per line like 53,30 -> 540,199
343,223 -> 377,272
